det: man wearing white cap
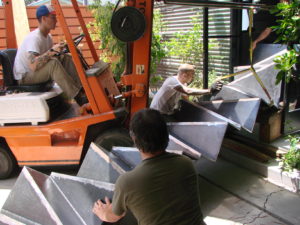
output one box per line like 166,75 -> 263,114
150,64 -> 223,116
13,5 -> 87,106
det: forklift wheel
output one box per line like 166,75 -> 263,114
94,128 -> 134,151
0,146 -> 16,179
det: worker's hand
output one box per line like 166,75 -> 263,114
210,81 -> 223,94
93,197 -> 112,221
93,196 -> 124,222
52,42 -> 65,53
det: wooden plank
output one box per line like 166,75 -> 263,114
227,133 -> 285,158
26,6 -> 93,18
222,138 -> 272,163
0,4 -> 98,63
0,39 -> 6,48
28,17 -> 94,28
0,20 -> 5,28
79,49 -> 103,58
0,29 -> 6,38
0,8 -> 4,19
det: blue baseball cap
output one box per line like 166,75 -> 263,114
36,5 -> 56,19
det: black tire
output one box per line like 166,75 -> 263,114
0,146 -> 16,179
94,128 -> 134,151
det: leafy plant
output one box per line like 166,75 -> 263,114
88,0 -> 126,79
165,14 -> 218,89
271,0 -> 300,84
280,135 -> 300,172
150,9 -> 168,85
273,49 -> 298,84
271,0 -> 300,45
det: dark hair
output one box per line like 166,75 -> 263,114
130,109 -> 169,154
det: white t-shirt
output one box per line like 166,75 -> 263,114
150,76 -> 185,115
13,28 -> 53,80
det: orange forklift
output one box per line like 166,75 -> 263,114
0,0 -> 287,179
0,0 -> 154,178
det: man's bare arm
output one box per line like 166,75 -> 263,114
28,43 -> 64,72
28,51 -> 53,72
174,85 -> 211,96
252,27 -> 272,50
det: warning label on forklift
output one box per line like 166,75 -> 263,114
136,65 -> 145,74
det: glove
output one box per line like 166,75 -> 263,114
210,81 -> 223,93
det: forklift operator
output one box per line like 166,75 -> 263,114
13,5 -> 87,106
150,64 -> 223,116
93,109 -> 206,225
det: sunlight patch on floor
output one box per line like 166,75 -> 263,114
204,216 -> 243,225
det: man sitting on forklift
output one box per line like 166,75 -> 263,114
150,64 -> 223,119
13,5 -> 87,106
93,108 -> 206,225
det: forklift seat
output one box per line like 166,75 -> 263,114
0,49 -> 53,92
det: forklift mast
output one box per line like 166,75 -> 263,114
52,0 -> 153,118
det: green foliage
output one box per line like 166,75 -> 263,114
150,9 -> 168,85
89,0 -> 126,79
271,0 -> 300,45
166,16 -> 203,66
271,0 -> 300,84
89,1 -> 167,83
165,14 -> 218,88
273,49 -> 298,84
150,75 -> 163,85
280,135 -> 300,172
151,10 -> 167,75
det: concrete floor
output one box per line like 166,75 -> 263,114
196,157 -> 300,225
1,155 -> 299,225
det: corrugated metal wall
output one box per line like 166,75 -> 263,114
153,2 -> 232,86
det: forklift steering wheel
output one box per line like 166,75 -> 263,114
63,34 -> 85,54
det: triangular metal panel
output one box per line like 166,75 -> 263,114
77,142 -> 131,183
168,122 -> 228,161
51,173 -> 137,225
0,214 -> 25,225
210,85 -> 254,101
1,167 -> 63,225
167,135 -> 201,159
111,147 -> 141,168
212,50 -> 285,108
175,100 -> 241,130
197,98 -> 261,132
111,147 -> 184,166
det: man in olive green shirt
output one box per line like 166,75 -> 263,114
93,109 -> 205,225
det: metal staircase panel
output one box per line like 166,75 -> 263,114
1,167 -> 63,225
77,142 -> 131,183
175,99 -> 241,130
168,122 -> 228,161
212,50 -> 285,108
50,172 -> 137,225
197,98 -> 261,132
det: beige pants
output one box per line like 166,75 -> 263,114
20,54 -> 82,99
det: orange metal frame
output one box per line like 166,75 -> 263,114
53,0 -> 153,117
0,0 -> 154,167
